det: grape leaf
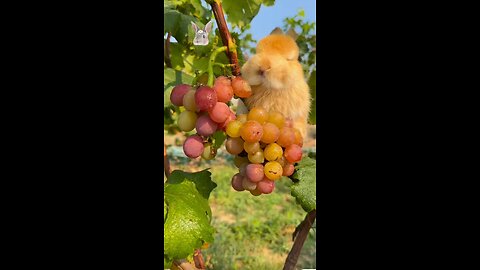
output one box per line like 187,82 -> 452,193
167,169 -> 217,199
164,68 -> 194,108
164,170 -> 216,264
222,0 -> 274,30
290,157 -> 316,212
164,9 -> 196,44
212,131 -> 227,149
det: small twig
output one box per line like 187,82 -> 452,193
283,210 -> 316,270
164,142 -> 171,179
207,0 -> 241,76
193,249 -> 206,269
165,32 -> 172,68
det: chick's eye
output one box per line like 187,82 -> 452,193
203,34 -> 206,38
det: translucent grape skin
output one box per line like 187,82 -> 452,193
248,107 -> 268,124
282,163 -> 295,176
213,76 -> 234,103
183,90 -> 198,112
170,84 -> 192,106
231,173 -> 245,191
284,144 -> 303,163
244,141 -> 260,154
208,102 -> 230,123
264,143 -> 283,161
242,176 -> 257,191
245,164 -> 264,182
276,127 -> 295,147
240,120 -> 263,143
177,110 -> 198,132
261,122 -> 280,144
264,161 -> 283,180
231,76 -> 252,98
201,142 -> 216,160
195,114 -> 218,137
183,135 -> 204,158
195,86 -> 217,111
248,149 -> 265,164
257,178 -> 275,194
226,120 -> 243,138
225,137 -> 244,155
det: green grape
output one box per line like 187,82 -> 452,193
201,142 -> 216,160
244,141 -> 260,154
177,110 -> 198,132
248,149 -> 265,164
183,90 -> 197,111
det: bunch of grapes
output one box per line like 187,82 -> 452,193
225,107 -> 304,196
169,76 -> 252,160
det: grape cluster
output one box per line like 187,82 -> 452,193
169,76 -> 252,160
225,107 -> 304,196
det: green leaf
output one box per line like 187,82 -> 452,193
290,157 -> 316,212
164,9 -> 196,44
164,68 -> 194,108
167,169 -> 217,199
164,180 -> 215,262
308,69 -> 316,124
212,130 -> 227,149
222,0 -> 273,30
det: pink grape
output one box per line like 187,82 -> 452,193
284,144 -> 303,163
195,114 -> 218,137
183,135 -> 204,158
256,178 -> 275,194
208,102 -> 230,123
195,86 -> 217,111
213,76 -> 234,103
245,164 -> 264,182
170,84 -> 192,106
231,173 -> 245,191
218,110 -> 236,131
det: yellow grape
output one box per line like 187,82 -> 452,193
226,120 -> 243,138
244,141 -> 260,154
247,107 -> 268,124
248,149 -> 265,164
264,161 -> 283,180
267,111 -> 285,129
264,143 -> 283,161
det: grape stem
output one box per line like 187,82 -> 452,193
207,46 -> 227,87
283,209 -> 317,270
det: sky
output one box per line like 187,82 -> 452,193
247,0 -> 316,41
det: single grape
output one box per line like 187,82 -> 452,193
183,90 -> 198,112
245,163 -> 264,182
282,163 -> 295,176
183,135 -> 204,158
236,114 -> 248,124
226,120 -> 243,138
276,127 -> 295,147
231,76 -> 252,98
256,178 -> 275,194
225,137 -> 244,155
241,176 -> 257,191
234,155 -> 249,168
177,110 -> 198,132
238,163 -> 248,176
250,189 -> 262,196
264,143 -> 283,161
208,102 -> 230,123
267,111 -> 285,129
293,128 -> 303,146
195,86 -> 217,111
261,122 -> 280,144
240,120 -> 263,143
248,149 -> 265,164
196,114 -> 218,136
244,141 -> 260,154
264,161 -> 283,180
231,173 -> 245,191
213,76 -> 234,103
284,144 -> 302,163
247,107 -> 268,124
201,142 -> 216,160
217,110 -> 236,131
170,84 -> 192,106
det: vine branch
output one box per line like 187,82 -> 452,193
207,0 -> 241,76
283,210 -> 316,270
